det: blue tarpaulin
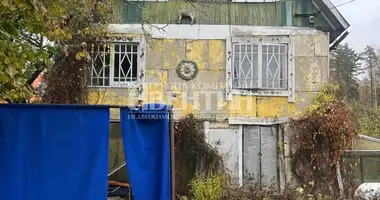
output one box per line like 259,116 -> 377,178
0,104 -> 110,200
120,104 -> 170,200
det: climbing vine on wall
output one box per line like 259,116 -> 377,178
41,44 -> 92,104
174,115 -> 224,196
290,84 -> 358,195
175,114 -> 223,173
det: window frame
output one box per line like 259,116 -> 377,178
111,42 -> 140,88
232,42 -> 288,91
226,36 -> 295,102
89,36 -> 146,90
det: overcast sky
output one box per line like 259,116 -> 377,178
332,0 -> 380,52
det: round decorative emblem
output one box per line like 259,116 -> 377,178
176,60 -> 198,81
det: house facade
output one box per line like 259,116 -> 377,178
89,0 -> 349,191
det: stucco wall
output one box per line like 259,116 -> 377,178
88,29 -> 329,121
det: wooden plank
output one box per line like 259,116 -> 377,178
124,2 -> 283,26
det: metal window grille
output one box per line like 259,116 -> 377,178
113,43 -> 139,86
90,43 -> 139,87
232,43 -> 288,90
90,43 -> 110,86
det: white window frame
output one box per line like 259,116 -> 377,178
89,36 -> 146,90
226,36 -> 295,102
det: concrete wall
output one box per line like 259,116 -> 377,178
88,27 -> 329,121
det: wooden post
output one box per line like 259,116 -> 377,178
360,157 -> 364,183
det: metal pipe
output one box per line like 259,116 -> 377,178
108,161 -> 126,177
0,103 -> 139,109
336,161 -> 344,198
343,150 -> 380,157
169,107 -> 176,200
0,103 -> 173,114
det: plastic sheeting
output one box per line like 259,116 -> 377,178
120,104 -> 170,200
0,104 -> 110,200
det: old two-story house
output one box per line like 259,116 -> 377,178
90,0 -> 349,191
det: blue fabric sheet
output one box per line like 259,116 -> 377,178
0,104 -> 110,200
120,104 -> 170,200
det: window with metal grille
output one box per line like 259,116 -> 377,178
232,43 -> 288,90
90,43 -> 139,87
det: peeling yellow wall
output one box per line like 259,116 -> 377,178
88,32 -> 329,120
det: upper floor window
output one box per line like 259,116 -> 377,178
89,38 -> 145,88
90,43 -> 138,87
232,43 -> 288,90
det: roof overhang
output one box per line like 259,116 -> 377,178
312,0 -> 350,49
329,28 -> 350,51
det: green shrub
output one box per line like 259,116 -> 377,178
188,173 -> 228,200
350,101 -> 380,138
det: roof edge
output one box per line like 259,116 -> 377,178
330,28 -> 350,50
320,0 -> 350,29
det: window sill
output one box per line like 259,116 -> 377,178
228,117 -> 289,125
88,81 -> 140,88
231,89 -> 289,97
87,84 -> 140,90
